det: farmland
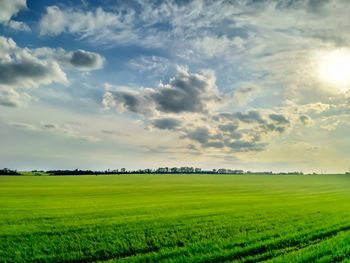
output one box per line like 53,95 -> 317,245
1,174 -> 350,262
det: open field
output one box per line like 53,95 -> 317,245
1,174 -> 350,262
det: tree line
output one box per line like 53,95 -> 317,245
0,167 -> 305,176
0,168 -> 20,175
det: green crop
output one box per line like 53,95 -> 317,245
1,174 -> 350,262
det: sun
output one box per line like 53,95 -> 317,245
317,48 -> 350,91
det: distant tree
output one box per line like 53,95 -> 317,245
0,168 -> 19,175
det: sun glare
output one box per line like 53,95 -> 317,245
317,48 -> 350,91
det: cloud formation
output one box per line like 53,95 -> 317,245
34,48 -> 104,71
103,67 -> 292,153
0,59 -> 65,87
0,36 -> 104,107
0,86 -> 31,107
10,121 -> 98,142
0,36 -> 67,88
37,1 -> 350,106
0,0 -> 26,22
103,67 -> 221,114
36,1 -> 350,107
70,50 -> 104,70
7,20 -> 30,32
0,0 -> 29,31
194,110 -> 291,152
232,84 -> 261,106
39,5 -> 137,45
152,118 -> 181,130
0,36 -> 66,107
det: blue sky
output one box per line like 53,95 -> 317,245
1,0 -> 350,173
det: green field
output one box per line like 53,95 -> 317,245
1,174 -> 350,262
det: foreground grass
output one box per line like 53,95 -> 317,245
1,174 -> 350,262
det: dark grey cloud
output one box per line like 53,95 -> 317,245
151,70 -> 220,113
103,67 -> 221,115
151,88 -> 200,113
116,92 -> 142,113
152,118 -> 181,130
69,49 -> 104,70
0,100 -> 17,107
103,89 -> 152,114
212,111 -> 264,124
265,114 -> 291,133
214,111 -> 290,133
181,110 -> 291,152
269,113 -> 290,125
183,123 -> 268,152
42,123 -> 57,129
33,47 -> 104,71
0,61 -> 50,85
227,140 -> 266,152
218,123 -> 239,133
205,141 -> 225,148
233,111 -> 265,124
0,36 -> 68,91
185,127 -> 210,144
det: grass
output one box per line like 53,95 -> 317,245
1,174 -> 350,262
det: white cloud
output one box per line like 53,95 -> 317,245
10,121 -> 37,130
7,20 -> 30,32
0,86 -> 32,107
232,84 -> 261,106
0,0 -> 29,31
39,5 -> 137,45
37,1 -> 243,49
36,1 -> 350,105
0,36 -> 104,108
41,122 -> 99,142
0,36 -> 68,89
128,56 -> 173,75
103,67 -> 293,153
38,6 -> 66,36
0,36 -> 17,58
190,35 -> 245,59
10,120 -> 99,142
0,0 -> 26,23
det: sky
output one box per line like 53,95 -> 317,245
1,0 -> 350,173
